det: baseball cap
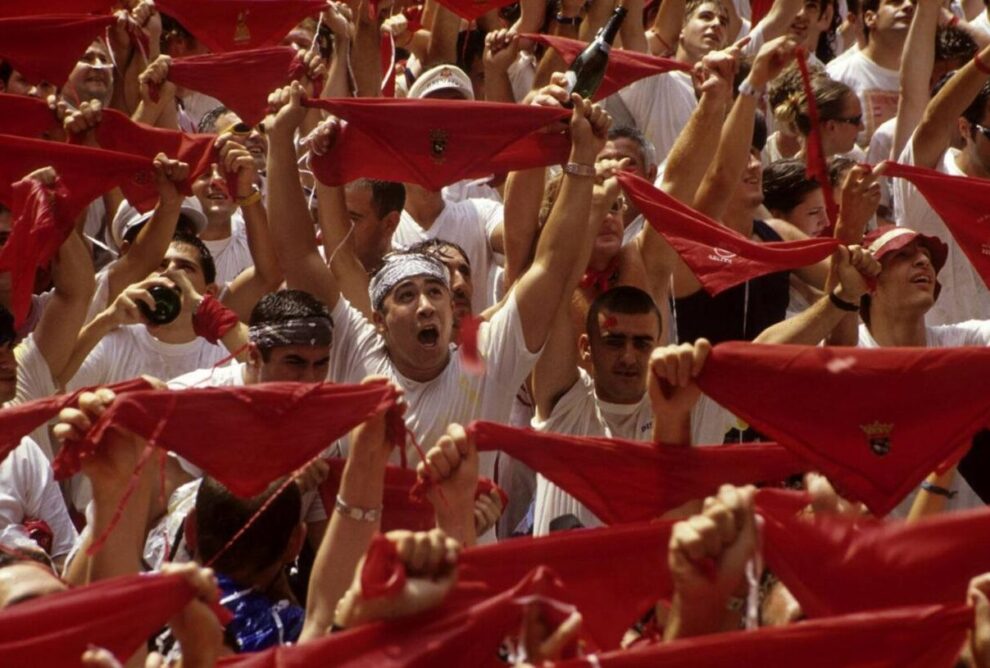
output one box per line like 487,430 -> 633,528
110,197 -> 208,250
407,64 -> 475,100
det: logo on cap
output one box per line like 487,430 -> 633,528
234,10 -> 251,44
430,129 -> 449,164
860,420 -> 893,457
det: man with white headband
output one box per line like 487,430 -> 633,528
266,82 -> 617,494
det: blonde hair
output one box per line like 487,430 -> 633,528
774,73 -> 854,137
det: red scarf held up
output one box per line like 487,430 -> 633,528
757,487 -> 990,617
0,1 -> 119,17
154,0 -> 326,53
219,567 -> 579,668
302,97 -> 571,191
0,133 -> 154,219
160,47 -> 300,127
0,379 -> 150,469
0,14 -> 116,86
0,93 -> 60,139
522,33 -> 692,101
618,172 -> 840,295
459,421 -> 805,524
57,381 -> 403,498
0,178 -> 72,327
883,161 -> 990,290
318,459 -> 435,534
795,48 -> 837,235
0,571 -> 204,666
697,342 -> 990,516
554,603 -> 973,668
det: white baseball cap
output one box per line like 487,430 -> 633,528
110,197 -> 208,250
407,64 -> 475,100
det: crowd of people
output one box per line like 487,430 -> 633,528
2,0 -> 990,664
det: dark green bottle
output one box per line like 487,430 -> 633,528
564,4 -> 628,100
139,285 -> 182,325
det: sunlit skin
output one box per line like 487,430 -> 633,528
63,41 -> 113,106
344,184 -> 398,273
872,240 -> 937,318
678,2 -> 729,64
247,344 -> 331,383
0,564 -> 67,608
580,309 -> 661,404
373,276 -> 455,382
772,188 -> 828,237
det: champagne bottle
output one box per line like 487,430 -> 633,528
564,3 -> 628,100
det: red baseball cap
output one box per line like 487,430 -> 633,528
864,225 -> 948,298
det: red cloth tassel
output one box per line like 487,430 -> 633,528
795,48 -> 838,236
302,97 -> 571,191
757,487 -> 990,617
0,571 -> 214,666
58,381 -> 401,498
697,341 -> 990,516
0,14 -> 115,86
883,160 -> 990,291
458,420 -> 805,524
0,134 -> 154,220
522,33 -> 692,101
619,171 -> 840,295
553,602 -> 972,668
162,47 -> 299,127
154,0 -> 326,54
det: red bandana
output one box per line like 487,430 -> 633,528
163,47 -> 300,127
758,487 -> 990,617
303,97 -> 571,191
883,161 -> 990,290
465,421 -> 805,524
0,1 -> 119,17
697,342 -> 990,515
0,133 -> 154,218
618,172 -> 839,295
0,93 -> 60,139
431,0 -> 517,21
795,48 -> 837,235
522,34 -> 692,101
318,459 -> 436,534
57,381 -> 402,498
457,314 -> 485,375
0,572 -> 201,666
0,177 -> 72,327
580,256 -> 621,294
154,0 -> 326,53
0,379 -> 151,468
553,603 -> 972,668
448,521 -> 675,649
84,108 -> 217,212
219,567 -> 577,667
0,15 -> 115,85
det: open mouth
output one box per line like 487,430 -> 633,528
911,274 -> 933,286
417,326 -> 440,346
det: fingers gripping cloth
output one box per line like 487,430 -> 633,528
522,33 -> 692,101
618,172 -> 840,295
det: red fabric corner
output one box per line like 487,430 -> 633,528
469,421 -> 805,524
522,33 -> 692,101
697,342 -> 990,515
154,0 -> 326,53
619,172 -> 840,295
303,97 -> 571,191
0,14 -> 115,85
166,47 -> 298,127
318,458 -> 436,533
757,487 -> 990,617
0,93 -> 60,139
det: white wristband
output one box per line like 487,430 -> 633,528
738,78 -> 766,100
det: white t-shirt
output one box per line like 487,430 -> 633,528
531,369 -> 735,536
618,71 -> 698,165
67,326 -> 230,391
826,51 -> 899,145
0,437 -> 77,558
329,292 -> 540,480
24,268 -> 111,338
11,335 -> 57,460
867,116 -> 896,216
201,212 -> 253,288
392,198 -> 503,313
893,141 -> 990,325
858,320 -> 989,515
508,50 -> 537,104
442,179 -> 502,204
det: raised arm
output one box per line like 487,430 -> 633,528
424,3 -> 460,68
351,0 -> 384,97
214,137 -> 284,320
911,41 -> 990,168
483,29 -> 520,103
755,0 -> 805,43
512,96 -> 612,353
266,83 -> 341,310
889,0 -> 939,161
694,36 -> 797,220
649,0 -> 686,55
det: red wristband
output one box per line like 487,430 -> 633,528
975,55 -> 990,76
192,293 -> 239,344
